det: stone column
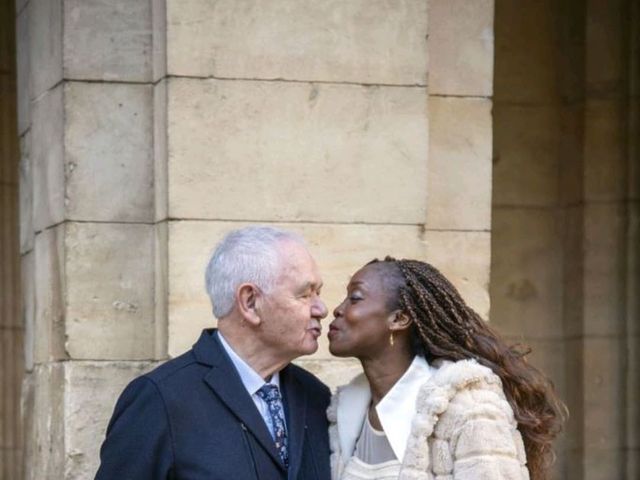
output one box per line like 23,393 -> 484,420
18,1 -> 162,478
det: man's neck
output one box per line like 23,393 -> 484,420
218,325 -> 289,380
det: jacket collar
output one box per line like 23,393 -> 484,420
336,355 -> 432,462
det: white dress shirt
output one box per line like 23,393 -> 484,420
217,331 -> 286,437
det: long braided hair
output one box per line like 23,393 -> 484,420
369,257 -> 566,480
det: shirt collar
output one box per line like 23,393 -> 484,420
217,331 -> 280,395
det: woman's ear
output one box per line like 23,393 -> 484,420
388,310 -> 412,332
236,283 -> 262,326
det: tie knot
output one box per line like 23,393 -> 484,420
257,383 -> 281,403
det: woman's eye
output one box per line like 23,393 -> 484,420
349,296 -> 362,302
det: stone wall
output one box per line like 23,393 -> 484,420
15,1 -> 494,478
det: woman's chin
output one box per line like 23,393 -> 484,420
328,343 -> 351,358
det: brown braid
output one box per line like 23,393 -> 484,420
368,257 -> 567,480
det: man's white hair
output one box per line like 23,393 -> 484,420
205,225 -> 307,319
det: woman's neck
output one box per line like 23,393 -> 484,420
361,351 -> 414,406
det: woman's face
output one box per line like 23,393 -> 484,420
328,264 -> 395,358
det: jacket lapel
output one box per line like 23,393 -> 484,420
194,329 -> 285,471
281,366 -> 306,480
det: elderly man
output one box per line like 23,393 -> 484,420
96,226 -> 330,480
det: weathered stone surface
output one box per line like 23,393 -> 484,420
493,105 -> 560,207
584,99 -> 627,202
494,0 -> 559,103
65,361 -> 157,479
425,230 -> 490,320
167,221 -> 431,357
152,0 -> 167,82
153,79 -> 168,221
19,131 -> 33,254
154,221 -> 168,359
166,0 -> 427,85
64,82 -> 154,222
559,105 -> 585,207
427,96 -> 491,230
16,6 -> 30,135
22,364 -> 65,480
490,208 -> 563,339
168,78 -> 428,223
29,0 -> 62,99
34,226 -> 66,363
22,251 -> 35,371
65,222 -> 155,360
578,203 -> 627,337
63,0 -> 153,81
293,358 -> 362,393
428,0 -> 493,96
31,84 -> 64,232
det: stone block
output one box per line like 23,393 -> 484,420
167,221 -> 430,357
513,338 -> 567,402
152,0 -> 167,81
19,131 -> 33,254
0,74 -> 18,184
490,208 -> 563,339
64,82 -> 154,222
22,250 -> 35,371
0,185 -> 20,327
22,364 -> 65,480
65,361 -> 156,479
494,0 -> 559,103
153,79 -> 168,221
31,84 -> 64,232
427,96 -> 491,230
154,221 -> 168,359
166,0 -> 427,85
584,99 -> 627,202
293,358 -> 362,393
63,0 -> 153,81
583,448 -> 624,480
33,225 -> 66,363
29,0 -> 62,99
428,0 -> 493,96
629,202 -> 639,337
559,105 -> 585,207
561,206 -> 584,337
578,203 -> 627,337
425,230 -> 490,320
493,105 -> 561,207
65,222 -> 155,360
168,78 -> 428,223
16,0 -> 28,15
16,6 -> 30,135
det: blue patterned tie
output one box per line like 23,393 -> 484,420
256,384 -> 289,468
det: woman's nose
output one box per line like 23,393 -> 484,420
333,301 -> 345,318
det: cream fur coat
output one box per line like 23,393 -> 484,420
327,358 -> 530,480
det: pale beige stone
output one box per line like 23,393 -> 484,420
16,6 -> 30,135
168,78 -> 428,223
584,99 -> 627,202
580,203 -> 626,337
153,79 -> 168,222
166,0 -> 427,85
152,0 -> 167,82
22,251 -> 35,371
493,105 -> 560,207
65,361 -> 157,479
64,82 -> 154,222
490,208 -> 563,339
22,364 -> 65,480
425,230 -> 490,320
65,222 -> 155,360
293,358 -> 362,393
19,131 -> 33,254
29,0 -> 62,99
493,0 -> 559,103
167,221 -> 430,357
63,0 -> 153,81
428,0 -> 493,96
427,96 -> 491,230
34,226 -> 66,363
31,84 -> 64,232
155,221 -> 168,359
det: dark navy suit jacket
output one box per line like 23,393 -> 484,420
95,329 -> 331,480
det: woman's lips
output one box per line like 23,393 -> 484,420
328,325 -> 339,339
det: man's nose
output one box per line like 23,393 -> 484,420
312,297 -> 328,319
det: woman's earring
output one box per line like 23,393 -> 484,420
389,332 -> 394,347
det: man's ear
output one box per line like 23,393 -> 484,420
236,283 -> 262,326
388,310 -> 412,332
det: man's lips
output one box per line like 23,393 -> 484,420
308,326 -> 322,338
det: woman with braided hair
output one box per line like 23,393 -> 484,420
326,257 -> 566,480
